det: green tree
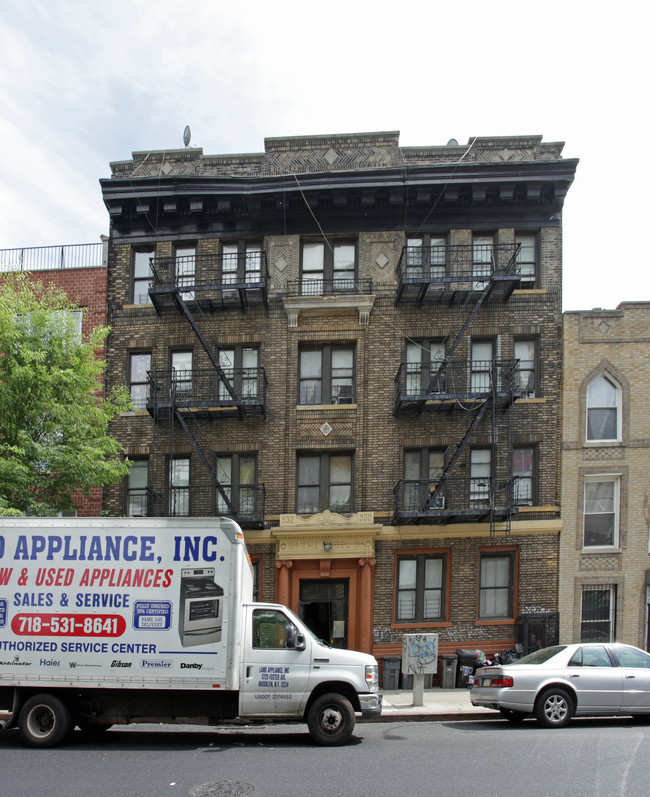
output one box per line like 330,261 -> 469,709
0,272 -> 132,516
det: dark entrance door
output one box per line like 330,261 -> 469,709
299,579 -> 349,649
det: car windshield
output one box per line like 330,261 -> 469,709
509,645 -> 567,665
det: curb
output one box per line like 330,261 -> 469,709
360,710 -> 500,723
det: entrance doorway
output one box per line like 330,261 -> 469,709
299,579 -> 349,649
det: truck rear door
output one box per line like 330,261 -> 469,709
240,607 -> 312,717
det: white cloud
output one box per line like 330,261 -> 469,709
0,0 -> 647,309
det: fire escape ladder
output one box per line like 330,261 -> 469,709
173,293 -> 240,411
490,365 -> 517,538
424,398 -> 491,509
173,408 -> 235,515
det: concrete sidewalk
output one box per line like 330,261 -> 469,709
369,687 -> 499,722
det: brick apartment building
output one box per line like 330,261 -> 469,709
99,131 -> 578,672
560,303 -> 650,650
0,242 -> 108,515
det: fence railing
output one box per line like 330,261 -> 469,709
0,243 -> 104,272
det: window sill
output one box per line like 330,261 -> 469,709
584,440 -> 623,447
296,403 -> 357,411
515,397 -> 546,404
475,618 -> 515,627
581,546 -> 621,553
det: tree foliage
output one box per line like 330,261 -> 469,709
0,273 -> 132,516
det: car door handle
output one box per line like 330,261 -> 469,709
569,673 -> 580,677
625,674 -> 637,679
246,666 -> 252,678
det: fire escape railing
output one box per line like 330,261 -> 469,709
147,368 -> 268,415
393,476 -> 520,524
394,358 -> 520,414
285,278 -> 373,297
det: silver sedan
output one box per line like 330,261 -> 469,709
470,642 -> 650,727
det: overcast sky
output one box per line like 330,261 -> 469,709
0,0 -> 646,311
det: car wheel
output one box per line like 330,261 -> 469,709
19,694 -> 73,748
499,707 -> 528,723
535,687 -> 574,728
307,693 -> 355,746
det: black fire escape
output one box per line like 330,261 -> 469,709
392,243 -> 522,534
145,251 -> 269,527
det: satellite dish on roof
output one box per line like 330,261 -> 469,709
183,125 -> 191,147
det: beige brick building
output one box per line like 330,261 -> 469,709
100,131 -> 577,674
560,303 -> 650,648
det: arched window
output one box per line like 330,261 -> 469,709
586,375 -> 621,442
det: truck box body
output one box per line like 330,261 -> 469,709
0,517 -> 381,747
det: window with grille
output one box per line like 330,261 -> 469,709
580,585 -> 616,642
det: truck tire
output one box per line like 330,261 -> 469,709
307,693 -> 355,746
19,694 -> 73,748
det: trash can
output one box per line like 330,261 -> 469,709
456,649 -> 479,688
382,656 -> 401,690
441,655 -> 458,689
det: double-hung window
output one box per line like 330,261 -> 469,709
403,449 -> 445,511
216,453 -> 258,516
405,235 -> 446,280
132,248 -> 154,305
470,449 -> 491,506
514,339 -> 537,397
513,447 -> 535,506
301,240 -> 356,295
405,340 -> 446,395
222,241 -> 263,286
171,350 -> 193,399
296,452 -> 353,514
169,457 -> 190,516
470,339 -> 493,393
126,459 -> 149,516
583,476 -> 619,547
218,347 -> 259,401
299,345 -> 354,405
580,585 -> 616,642
515,234 -> 537,288
396,553 -> 447,623
587,375 -> 621,441
175,245 -> 196,300
478,551 -> 515,619
472,235 -> 494,287
129,352 -> 151,409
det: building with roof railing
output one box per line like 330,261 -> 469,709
95,131 -> 577,674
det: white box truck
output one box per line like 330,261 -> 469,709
0,517 -> 381,747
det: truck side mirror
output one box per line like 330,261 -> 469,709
286,627 -> 306,650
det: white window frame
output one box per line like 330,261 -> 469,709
586,374 -> 622,443
583,475 -> 620,549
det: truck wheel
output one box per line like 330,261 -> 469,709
307,693 -> 355,746
19,694 -> 73,748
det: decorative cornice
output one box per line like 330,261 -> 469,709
271,511 -> 381,560
283,294 -> 375,327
